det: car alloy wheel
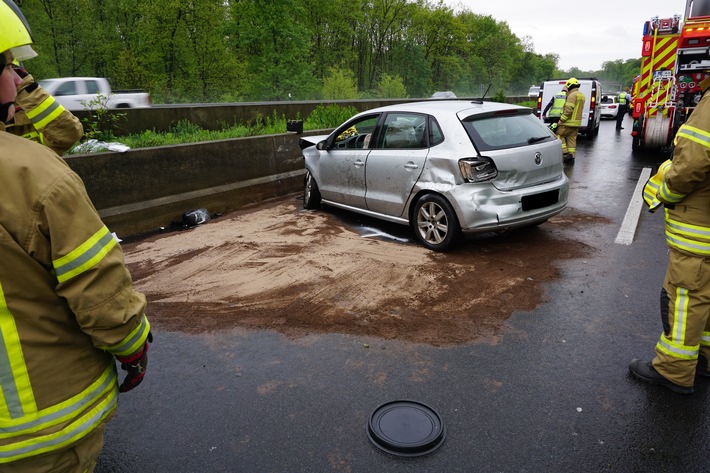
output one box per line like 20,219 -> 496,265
412,194 -> 460,252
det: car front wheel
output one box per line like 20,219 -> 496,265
303,170 -> 321,209
412,194 -> 460,252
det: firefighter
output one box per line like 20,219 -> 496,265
7,61 -> 83,155
542,87 -> 567,124
557,78 -> 585,166
0,1 -> 152,470
629,75 -> 710,395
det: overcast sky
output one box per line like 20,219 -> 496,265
445,0 -> 687,71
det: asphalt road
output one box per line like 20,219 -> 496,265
96,115 -> 710,473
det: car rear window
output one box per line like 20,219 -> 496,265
461,111 -> 555,151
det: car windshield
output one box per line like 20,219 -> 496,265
461,111 -> 554,151
601,96 -> 617,104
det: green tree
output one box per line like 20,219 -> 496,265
376,73 -> 408,98
322,67 -> 359,99
229,0 -> 316,101
458,13 -> 518,90
409,1 -> 461,93
355,0 -> 413,90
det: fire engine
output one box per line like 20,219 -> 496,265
632,1 -> 710,151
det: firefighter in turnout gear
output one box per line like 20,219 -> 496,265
7,61 -> 83,155
542,87 -> 567,124
557,78 -> 585,166
0,1 -> 152,470
630,75 -> 710,395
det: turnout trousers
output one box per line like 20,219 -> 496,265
0,423 -> 106,473
653,249 -> 710,387
556,125 -> 579,158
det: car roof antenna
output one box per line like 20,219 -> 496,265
473,84 -> 492,104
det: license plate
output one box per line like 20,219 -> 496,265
522,190 -> 559,211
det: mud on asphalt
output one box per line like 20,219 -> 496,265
122,195 -> 609,347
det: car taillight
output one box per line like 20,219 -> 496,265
458,157 -> 498,183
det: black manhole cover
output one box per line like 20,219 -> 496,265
367,400 -> 446,457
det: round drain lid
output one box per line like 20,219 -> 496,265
367,400 -> 446,457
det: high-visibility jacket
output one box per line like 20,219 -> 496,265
656,76 -> 710,257
618,92 -> 628,105
547,91 -> 567,118
0,127 -> 149,464
560,88 -> 585,127
6,74 -> 83,156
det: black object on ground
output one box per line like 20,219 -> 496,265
367,400 -> 446,457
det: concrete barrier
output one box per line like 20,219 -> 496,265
65,131 -> 319,238
72,97 -> 533,136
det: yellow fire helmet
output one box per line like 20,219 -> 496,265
0,0 -> 35,68
565,77 -> 580,89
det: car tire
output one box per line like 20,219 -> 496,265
303,170 -> 321,209
632,116 -> 644,152
412,194 -> 460,252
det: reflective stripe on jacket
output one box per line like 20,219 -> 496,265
658,77 -> 710,257
0,129 -> 149,463
642,159 -> 672,211
560,88 -> 585,127
548,91 -> 567,118
6,74 -> 83,156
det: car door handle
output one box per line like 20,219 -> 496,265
404,162 -> 419,170
354,160 -> 365,167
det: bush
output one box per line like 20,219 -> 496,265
304,104 -> 358,130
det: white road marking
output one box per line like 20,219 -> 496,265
615,167 -> 652,245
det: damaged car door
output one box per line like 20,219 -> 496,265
365,112 -> 429,217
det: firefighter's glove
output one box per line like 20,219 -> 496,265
116,332 -> 153,393
642,160 -> 672,213
11,65 -> 38,94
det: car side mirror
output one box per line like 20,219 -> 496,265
317,141 -> 328,151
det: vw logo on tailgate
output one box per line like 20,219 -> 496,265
534,152 -> 542,165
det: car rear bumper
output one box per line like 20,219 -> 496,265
448,175 -> 569,233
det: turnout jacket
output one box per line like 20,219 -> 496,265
657,77 -> 710,257
6,74 -> 83,156
0,128 -> 149,464
560,88 -> 585,127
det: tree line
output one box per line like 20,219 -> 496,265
16,0 -> 642,103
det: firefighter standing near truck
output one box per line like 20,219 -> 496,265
0,1 -> 153,470
557,78 -> 585,166
7,61 -> 83,155
630,75 -> 710,395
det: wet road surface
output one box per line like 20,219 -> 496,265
96,116 -> 710,472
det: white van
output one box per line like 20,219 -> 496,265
535,79 -> 602,137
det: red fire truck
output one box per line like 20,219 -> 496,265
632,1 -> 710,151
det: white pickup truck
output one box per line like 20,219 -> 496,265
38,77 -> 151,111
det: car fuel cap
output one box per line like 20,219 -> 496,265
367,400 -> 446,457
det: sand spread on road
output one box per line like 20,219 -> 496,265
123,196 -> 603,346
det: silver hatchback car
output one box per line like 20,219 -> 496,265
300,100 -> 569,251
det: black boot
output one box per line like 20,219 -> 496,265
563,154 -> 575,166
628,359 -> 693,394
